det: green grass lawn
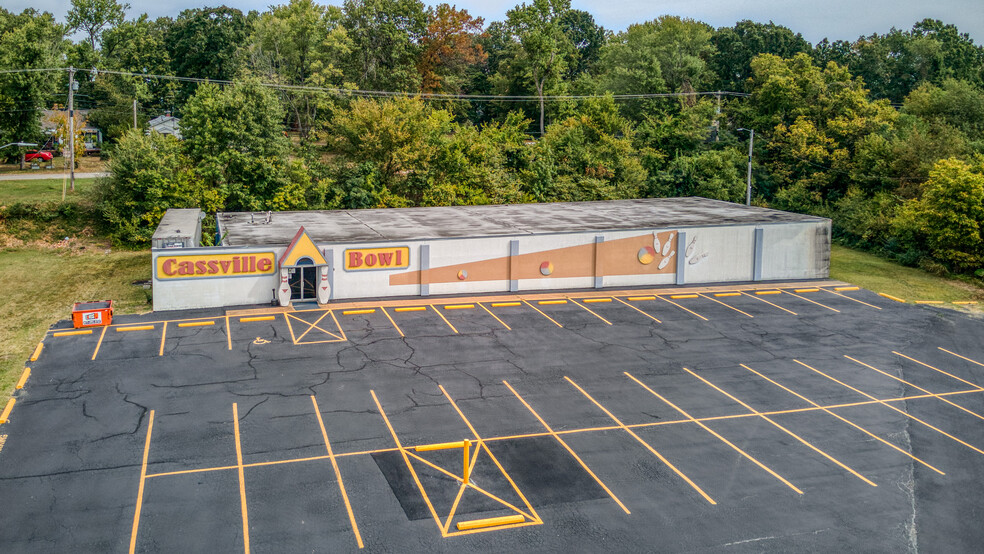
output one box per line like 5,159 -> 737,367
0,247 -> 151,397
0,178 -> 97,205
830,244 -> 984,307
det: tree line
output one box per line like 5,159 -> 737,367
1,0 -> 983,278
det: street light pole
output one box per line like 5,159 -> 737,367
737,128 -> 754,206
68,66 -> 76,192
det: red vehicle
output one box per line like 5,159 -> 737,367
24,150 -> 53,162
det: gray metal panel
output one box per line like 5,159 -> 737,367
509,240 -> 519,292
753,227 -> 764,282
594,236 -> 604,289
419,244 -> 430,297
152,208 -> 202,249
216,198 -> 828,247
675,231 -> 686,285
326,248 -> 335,301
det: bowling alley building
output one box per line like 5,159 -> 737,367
149,197 -> 831,311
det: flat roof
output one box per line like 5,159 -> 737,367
152,208 -> 201,239
217,197 -> 826,247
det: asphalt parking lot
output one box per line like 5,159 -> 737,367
2,281 -> 984,552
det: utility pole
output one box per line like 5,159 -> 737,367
133,99 -> 138,130
68,67 -> 75,192
737,128 -> 754,206
713,91 -> 722,142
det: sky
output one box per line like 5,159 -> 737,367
7,0 -> 983,46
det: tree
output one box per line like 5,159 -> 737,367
166,6 -> 252,104
0,9 -> 66,156
589,16 -> 714,119
47,110 -> 86,164
589,22 -> 667,119
181,81 -> 310,211
341,0 -> 427,91
644,16 -> 715,94
649,147 -> 747,202
522,96 -> 647,202
892,158 -> 984,271
814,20 -> 984,103
904,78 -> 984,139
745,53 -> 897,147
559,9 -> 606,80
89,15 -> 175,142
97,130 -> 220,244
325,96 -> 448,190
247,0 -> 351,137
711,20 -> 812,92
66,0 -> 129,51
418,4 -> 486,94
501,0 -> 573,136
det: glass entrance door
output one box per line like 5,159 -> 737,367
288,260 -> 317,301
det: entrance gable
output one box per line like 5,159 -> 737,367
279,226 -> 327,267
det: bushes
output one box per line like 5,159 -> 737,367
97,131 -> 218,244
891,158 -> 984,272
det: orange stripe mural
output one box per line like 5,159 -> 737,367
390,231 -> 678,287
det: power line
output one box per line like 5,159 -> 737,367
1,66 -> 751,102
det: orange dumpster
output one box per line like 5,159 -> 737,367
72,300 -> 113,328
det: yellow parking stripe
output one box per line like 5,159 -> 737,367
0,398 -> 15,424
742,291 -> 797,315
569,299 -> 612,325
117,325 -> 154,332
456,515 -> 525,531
504,381 -> 631,514
15,368 -> 31,390
521,300 -> 563,328
781,290 -> 840,312
820,288 -> 882,309
379,307 -> 404,337
240,316 -> 276,322
847,356 -> 984,422
797,359 -> 984,458
698,293 -> 753,318
91,325 -> 108,360
53,329 -> 93,337
30,341 -> 43,361
477,302 -> 511,330
895,351 -> 983,390
310,396 -> 364,549
613,297 -> 661,323
685,368 -> 876,487
430,305 -> 459,333
565,376 -> 716,504
655,295 -> 708,321
626,372 -> 803,495
878,293 -> 906,303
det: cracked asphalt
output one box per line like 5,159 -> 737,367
2,285 -> 984,552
